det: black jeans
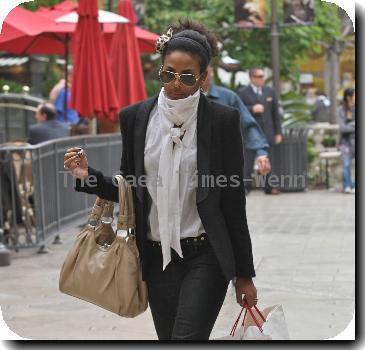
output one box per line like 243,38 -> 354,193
145,239 -> 229,340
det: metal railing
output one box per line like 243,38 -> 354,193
0,127 -> 308,252
0,133 -> 122,251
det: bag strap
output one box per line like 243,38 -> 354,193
88,197 -> 114,225
252,305 -> 266,323
114,175 -> 135,231
242,304 -> 265,333
230,307 -> 245,336
230,304 -> 267,336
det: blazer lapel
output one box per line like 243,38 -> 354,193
134,95 -> 158,203
196,94 -> 211,204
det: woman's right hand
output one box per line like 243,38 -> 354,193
64,147 -> 89,180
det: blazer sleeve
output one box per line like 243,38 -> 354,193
232,93 -> 269,156
221,110 -> 256,278
74,110 -> 130,203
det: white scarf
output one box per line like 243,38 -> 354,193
157,88 -> 200,270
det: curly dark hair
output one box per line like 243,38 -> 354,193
161,19 -> 219,72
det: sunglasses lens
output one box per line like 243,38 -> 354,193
180,74 -> 197,86
160,70 -> 197,86
160,71 -> 175,84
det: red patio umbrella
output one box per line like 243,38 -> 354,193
104,23 -> 158,54
0,1 -> 158,55
109,0 -> 147,109
38,0 -> 157,54
49,0 -> 77,12
69,0 -> 119,121
0,4 -> 126,122
0,6 -> 64,53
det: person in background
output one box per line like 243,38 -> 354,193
49,67 -> 80,125
338,88 -> 355,194
311,90 -> 331,123
237,67 -> 283,195
202,65 -> 271,176
27,103 -> 70,145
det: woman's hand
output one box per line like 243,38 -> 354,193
255,155 -> 271,175
235,277 -> 258,308
63,147 -> 89,180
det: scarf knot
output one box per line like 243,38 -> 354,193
171,127 -> 184,145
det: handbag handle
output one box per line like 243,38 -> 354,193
88,197 -> 114,226
114,175 -> 135,231
230,303 -> 266,336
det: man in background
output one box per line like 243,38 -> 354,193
202,65 -> 271,177
237,67 -> 282,195
27,103 -> 70,145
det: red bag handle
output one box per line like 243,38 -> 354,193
230,307 -> 245,336
230,303 -> 266,336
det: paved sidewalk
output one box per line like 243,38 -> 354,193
0,190 -> 355,340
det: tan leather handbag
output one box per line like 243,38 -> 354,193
59,175 -> 148,318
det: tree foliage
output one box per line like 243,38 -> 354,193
144,0 -> 341,79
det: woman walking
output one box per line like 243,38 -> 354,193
338,88 -> 355,194
63,20 -> 257,340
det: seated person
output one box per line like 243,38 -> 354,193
27,103 -> 70,145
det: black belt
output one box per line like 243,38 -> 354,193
147,232 -> 207,247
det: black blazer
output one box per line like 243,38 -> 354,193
75,93 -> 255,282
237,85 -> 282,145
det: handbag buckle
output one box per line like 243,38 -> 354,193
88,218 -> 100,229
101,216 -> 113,224
116,229 -> 128,238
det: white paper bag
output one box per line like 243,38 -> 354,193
216,304 -> 290,341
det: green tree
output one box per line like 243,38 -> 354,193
144,0 -> 341,81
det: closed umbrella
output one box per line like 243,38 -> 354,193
109,0 -> 147,109
69,0 -> 119,121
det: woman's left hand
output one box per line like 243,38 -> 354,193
235,277 -> 257,308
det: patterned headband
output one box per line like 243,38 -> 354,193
156,28 -> 174,54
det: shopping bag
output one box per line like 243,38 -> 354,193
216,303 -> 290,340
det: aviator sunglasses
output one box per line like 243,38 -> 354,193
159,67 -> 201,87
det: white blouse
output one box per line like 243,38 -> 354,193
144,104 -> 205,243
